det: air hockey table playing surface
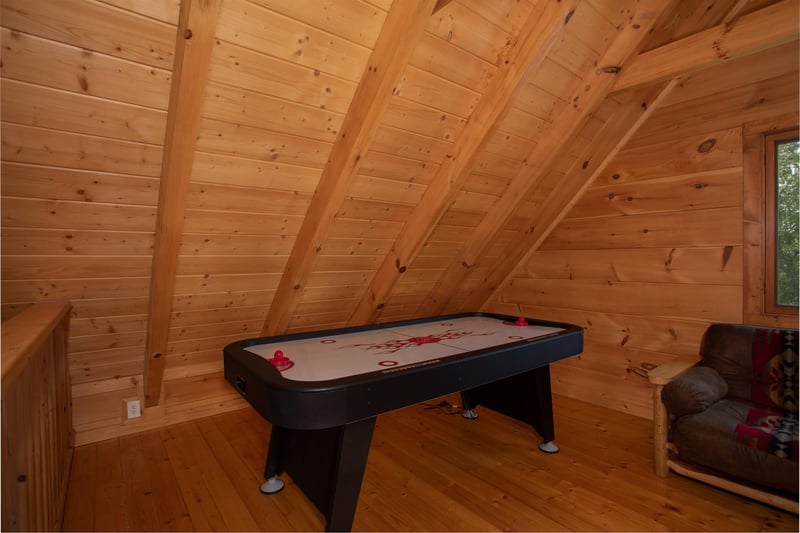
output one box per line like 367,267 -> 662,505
241,315 -> 566,382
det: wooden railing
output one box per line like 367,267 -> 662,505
2,302 -> 73,532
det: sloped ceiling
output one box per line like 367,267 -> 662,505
2,0 -> 797,409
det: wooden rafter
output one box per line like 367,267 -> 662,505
347,0 -> 581,326
432,0 -> 455,14
417,0 -> 677,317
144,0 -> 221,407
260,0 -> 438,336
612,0 -> 799,93
459,80 -> 681,312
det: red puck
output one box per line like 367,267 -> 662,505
269,350 -> 294,371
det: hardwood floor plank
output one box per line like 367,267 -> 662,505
209,408 -> 325,531
163,420 -> 263,531
61,444 -> 96,532
369,417 -> 572,531
118,432 -> 194,531
62,395 -> 799,532
92,439 -> 126,532
360,448 -> 471,531
383,403 -> 601,531
159,425 -> 229,531
195,416 -> 294,531
209,407 -> 268,478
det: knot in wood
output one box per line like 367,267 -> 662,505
598,66 -> 622,75
184,29 -> 193,40
697,138 -> 716,153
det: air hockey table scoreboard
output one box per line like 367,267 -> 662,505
224,312 -> 583,531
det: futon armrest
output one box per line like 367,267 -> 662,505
649,356 -> 703,477
649,356 -> 728,418
647,355 -> 701,386
660,366 -> 729,417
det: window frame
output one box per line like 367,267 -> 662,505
764,129 -> 799,315
742,115 -> 799,328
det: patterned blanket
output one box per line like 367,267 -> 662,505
733,329 -> 799,461
734,407 -> 798,462
750,329 -> 798,414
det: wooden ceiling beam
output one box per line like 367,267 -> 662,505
612,0 -> 799,93
347,0 -> 581,326
144,0 -> 221,407
260,0 -> 438,336
432,0 -> 455,14
418,0 -> 677,317
459,80 -> 681,313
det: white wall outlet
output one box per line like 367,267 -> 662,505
126,399 -> 142,419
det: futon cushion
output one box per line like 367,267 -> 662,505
701,325 -> 759,400
662,366 -> 728,417
670,397 -> 799,495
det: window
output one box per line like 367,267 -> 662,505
765,130 -> 799,313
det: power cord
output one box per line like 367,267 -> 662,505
422,400 -> 465,415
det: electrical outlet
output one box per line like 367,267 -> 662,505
126,399 -> 142,419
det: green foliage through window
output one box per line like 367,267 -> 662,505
775,138 -> 799,307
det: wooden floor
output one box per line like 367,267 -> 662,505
62,395 -> 798,532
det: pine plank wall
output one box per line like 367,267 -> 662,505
485,41 -> 800,417
1,0 -> 798,445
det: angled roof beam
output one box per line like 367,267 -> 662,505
612,0 -> 799,93
347,0 -> 581,325
418,0 -> 677,317
433,0 -> 455,14
260,0 -> 438,336
459,80 -> 681,312
144,0 -> 221,407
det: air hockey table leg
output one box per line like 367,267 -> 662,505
262,425 -> 286,494
260,477 -> 285,494
460,367 -> 561,453
459,391 -> 479,419
538,441 -> 559,453
258,419 -> 376,532
529,366 -> 559,453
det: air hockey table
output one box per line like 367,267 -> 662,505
224,312 -> 583,531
